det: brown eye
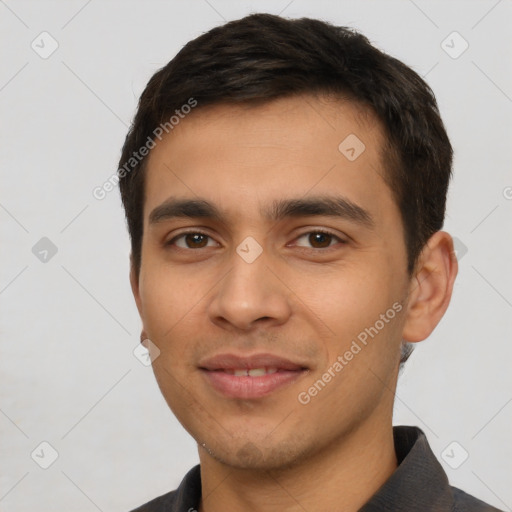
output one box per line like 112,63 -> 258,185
169,232 -> 216,249
295,230 -> 343,249
184,233 -> 208,248
308,232 -> 332,248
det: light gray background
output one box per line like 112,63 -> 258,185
1,1 -> 511,510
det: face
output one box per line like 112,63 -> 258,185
131,94 -> 413,470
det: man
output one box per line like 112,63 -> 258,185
118,13 -> 502,512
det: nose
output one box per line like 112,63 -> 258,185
207,247 -> 292,333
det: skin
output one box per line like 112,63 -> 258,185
130,94 -> 458,512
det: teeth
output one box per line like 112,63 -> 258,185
248,368 -> 266,377
227,367 -> 279,376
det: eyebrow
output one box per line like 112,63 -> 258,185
267,196 -> 374,229
148,196 -> 375,229
149,199 -> 223,225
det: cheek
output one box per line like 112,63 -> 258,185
139,262 -> 205,336
290,264 -> 387,330
290,263 -> 404,364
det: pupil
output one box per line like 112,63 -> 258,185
310,233 -> 331,248
186,234 -> 207,248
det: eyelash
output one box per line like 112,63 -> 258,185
165,229 -> 346,251
294,229 -> 347,249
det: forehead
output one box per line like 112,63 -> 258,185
143,94 -> 395,226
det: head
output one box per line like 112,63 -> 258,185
119,14 -> 457,470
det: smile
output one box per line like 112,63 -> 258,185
199,353 -> 309,399
221,367 -> 278,376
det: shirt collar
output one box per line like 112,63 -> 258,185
359,425 -> 454,511
170,426 -> 454,512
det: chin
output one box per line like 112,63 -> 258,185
200,433 -> 315,472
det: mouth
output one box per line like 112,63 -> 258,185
198,353 -> 309,399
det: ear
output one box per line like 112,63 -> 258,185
129,253 -> 143,321
130,255 -> 149,343
402,231 -> 458,343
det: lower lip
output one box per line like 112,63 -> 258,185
200,369 -> 306,399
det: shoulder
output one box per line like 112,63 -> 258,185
129,489 -> 178,511
452,486 -> 504,512
128,465 -> 201,511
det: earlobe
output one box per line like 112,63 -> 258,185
402,231 -> 458,343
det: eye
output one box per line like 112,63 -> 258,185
167,232 -> 218,249
294,230 -> 345,249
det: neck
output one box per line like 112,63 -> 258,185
198,418 -> 397,512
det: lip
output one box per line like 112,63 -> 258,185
199,352 -> 309,399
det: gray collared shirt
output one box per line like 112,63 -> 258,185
131,425 -> 504,511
